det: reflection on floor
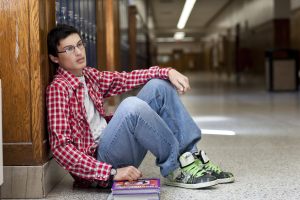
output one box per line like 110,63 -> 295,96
29,72 -> 300,199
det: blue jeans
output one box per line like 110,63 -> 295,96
97,79 -> 201,177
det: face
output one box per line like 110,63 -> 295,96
49,33 -> 86,76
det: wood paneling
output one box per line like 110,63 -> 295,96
29,0 -> 54,164
102,0 -> 121,106
113,0 -> 120,70
104,0 -> 120,70
274,19 -> 290,49
3,142 -> 48,165
29,0 -> 44,164
96,0 -> 107,69
128,6 -> 137,67
291,9 -> 300,54
0,0 -> 54,165
0,0 -> 31,142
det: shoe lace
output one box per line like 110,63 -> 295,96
205,161 -> 222,173
183,163 -> 206,177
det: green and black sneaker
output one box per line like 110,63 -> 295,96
165,152 -> 218,189
194,150 -> 235,184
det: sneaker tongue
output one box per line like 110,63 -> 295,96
199,150 -> 210,164
179,152 -> 195,167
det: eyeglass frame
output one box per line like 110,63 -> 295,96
57,40 -> 86,55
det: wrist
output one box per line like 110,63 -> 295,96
110,168 -> 117,180
168,68 -> 174,74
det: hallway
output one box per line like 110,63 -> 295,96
1,0 -> 300,199
43,72 -> 300,200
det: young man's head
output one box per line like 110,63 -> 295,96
47,24 -> 86,76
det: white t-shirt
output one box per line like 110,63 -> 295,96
78,76 -> 107,143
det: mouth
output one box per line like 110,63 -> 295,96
76,57 -> 85,63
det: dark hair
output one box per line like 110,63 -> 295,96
47,24 -> 81,57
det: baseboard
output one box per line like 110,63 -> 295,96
0,158 -> 67,198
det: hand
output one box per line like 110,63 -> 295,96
113,166 -> 143,181
168,69 -> 191,94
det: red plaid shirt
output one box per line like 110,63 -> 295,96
46,66 -> 170,187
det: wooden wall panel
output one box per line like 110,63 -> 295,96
102,0 -> 121,106
30,0 -> 55,164
291,9 -> 300,53
42,0 -> 56,163
29,0 -> 44,164
274,19 -> 290,49
241,21 -> 274,74
0,0 -> 54,165
128,6 -> 137,67
96,0 -> 107,69
104,0 -> 116,70
103,0 -> 120,70
114,0 -> 120,70
0,0 -> 31,142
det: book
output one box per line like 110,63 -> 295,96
113,193 -> 159,200
111,178 -> 160,200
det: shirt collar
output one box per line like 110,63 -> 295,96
57,67 -> 88,90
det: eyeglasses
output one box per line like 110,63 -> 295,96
57,40 -> 86,54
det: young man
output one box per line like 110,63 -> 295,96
46,24 -> 234,189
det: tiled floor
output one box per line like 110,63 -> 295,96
41,72 -> 300,199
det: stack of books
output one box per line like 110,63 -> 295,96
111,178 -> 160,200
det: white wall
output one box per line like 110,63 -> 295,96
291,0 -> 300,10
210,0 -> 299,31
131,0 -> 147,23
211,0 -> 274,29
204,0 -> 300,41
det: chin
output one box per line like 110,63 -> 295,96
78,63 -> 86,69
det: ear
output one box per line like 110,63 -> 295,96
49,54 -> 59,64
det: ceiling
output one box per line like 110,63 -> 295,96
150,0 -> 232,40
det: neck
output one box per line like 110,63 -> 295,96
71,69 -> 83,77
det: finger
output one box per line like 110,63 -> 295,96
134,169 -> 142,178
178,79 -> 188,93
172,80 -> 184,92
185,78 -> 191,90
128,166 -> 142,179
127,175 -> 134,182
128,172 -> 139,181
181,77 -> 191,92
132,168 -> 143,179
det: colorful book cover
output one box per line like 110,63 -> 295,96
111,178 -> 160,195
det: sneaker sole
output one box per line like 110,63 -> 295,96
217,177 -> 235,184
165,179 -> 218,189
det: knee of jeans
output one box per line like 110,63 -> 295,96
120,97 -> 148,115
146,79 -> 175,93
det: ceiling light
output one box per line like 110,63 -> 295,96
156,37 -> 194,43
177,0 -> 196,29
174,32 -> 185,40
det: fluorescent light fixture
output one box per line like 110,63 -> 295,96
177,0 -> 196,29
174,32 -> 185,40
156,37 -> 194,43
202,129 -> 236,136
156,37 -> 175,43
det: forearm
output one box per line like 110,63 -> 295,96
101,66 -> 172,98
51,139 -> 112,182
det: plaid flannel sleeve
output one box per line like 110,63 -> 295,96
46,84 -> 112,183
98,66 -> 172,98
